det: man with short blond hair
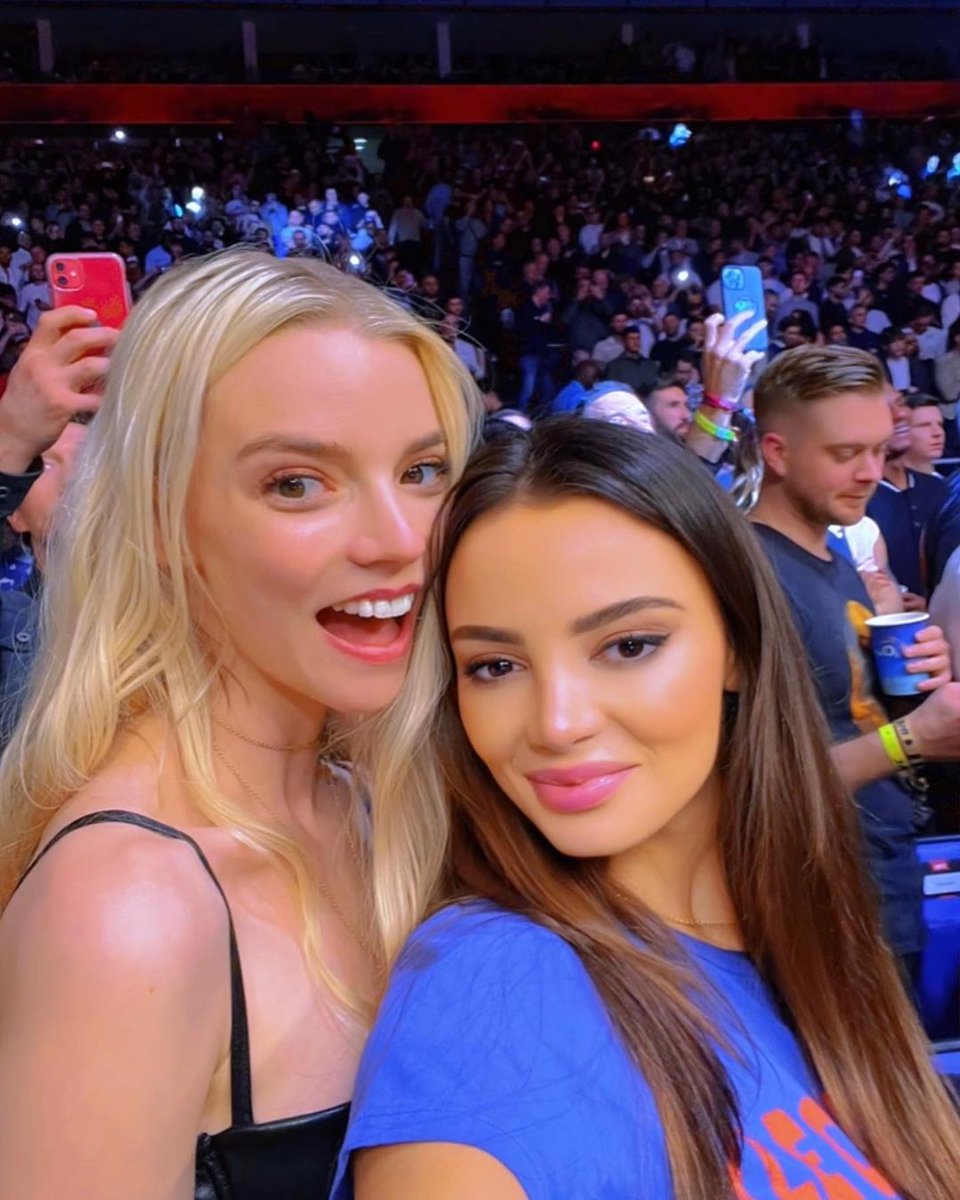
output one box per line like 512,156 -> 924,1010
751,344 -> 960,979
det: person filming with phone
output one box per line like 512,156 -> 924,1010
0,306 -> 119,750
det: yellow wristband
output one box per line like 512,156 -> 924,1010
878,722 -> 909,770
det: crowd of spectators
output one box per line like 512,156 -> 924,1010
1,118 -> 960,422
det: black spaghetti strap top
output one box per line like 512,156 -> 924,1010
14,810 -> 350,1200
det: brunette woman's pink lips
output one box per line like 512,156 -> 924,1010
525,763 -> 635,814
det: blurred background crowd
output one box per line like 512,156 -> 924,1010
1,118 -> 960,422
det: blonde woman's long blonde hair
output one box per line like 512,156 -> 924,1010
0,247 -> 481,1014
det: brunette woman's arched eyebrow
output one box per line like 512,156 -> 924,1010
450,596 -> 684,646
569,595 -> 684,636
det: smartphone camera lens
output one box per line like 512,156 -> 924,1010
57,275 -> 68,286
55,261 -> 65,271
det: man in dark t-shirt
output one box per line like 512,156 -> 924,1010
866,390 -> 946,601
751,345 -> 960,974
927,468 -> 960,593
753,523 -> 924,955
868,473 -> 945,599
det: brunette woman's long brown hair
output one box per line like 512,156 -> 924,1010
359,419 -> 960,1199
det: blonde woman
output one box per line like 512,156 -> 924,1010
0,249 -> 480,1199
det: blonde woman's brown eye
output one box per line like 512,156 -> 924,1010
403,460 -> 449,487
270,475 -> 322,500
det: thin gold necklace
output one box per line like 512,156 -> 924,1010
212,713 -> 320,752
658,914 -> 739,930
611,883 -> 739,929
211,741 -> 371,955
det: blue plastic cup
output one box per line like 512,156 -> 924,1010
865,612 -> 931,696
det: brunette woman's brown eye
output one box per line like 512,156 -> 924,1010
465,658 -> 516,683
598,634 -> 667,664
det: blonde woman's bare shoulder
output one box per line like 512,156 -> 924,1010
0,762 -> 232,1199
2,706 -> 227,995
2,805 -> 229,981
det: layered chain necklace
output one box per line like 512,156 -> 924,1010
210,716 -> 371,955
212,714 -> 320,752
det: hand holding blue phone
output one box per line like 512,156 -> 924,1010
720,265 -> 769,357
701,310 -> 768,410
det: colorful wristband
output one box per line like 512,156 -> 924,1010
701,391 -> 740,413
693,407 -> 739,444
878,722 -> 909,770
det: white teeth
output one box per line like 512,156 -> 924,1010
330,593 -> 416,619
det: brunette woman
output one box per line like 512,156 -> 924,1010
338,420 -> 960,1199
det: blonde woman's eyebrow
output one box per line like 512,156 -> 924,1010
237,434 -> 349,463
237,430 -> 446,463
404,432 -> 447,456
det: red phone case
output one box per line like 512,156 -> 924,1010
46,252 -> 132,330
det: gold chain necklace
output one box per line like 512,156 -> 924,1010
658,914 -> 739,930
212,713 -> 321,752
211,741 -> 371,954
611,883 -> 738,929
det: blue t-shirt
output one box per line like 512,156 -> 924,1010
331,904 -> 900,1200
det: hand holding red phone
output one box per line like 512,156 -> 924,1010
47,252 -> 131,331
0,307 -> 121,474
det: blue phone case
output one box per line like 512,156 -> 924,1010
720,265 -> 769,355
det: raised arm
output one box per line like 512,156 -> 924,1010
0,306 -> 119,514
